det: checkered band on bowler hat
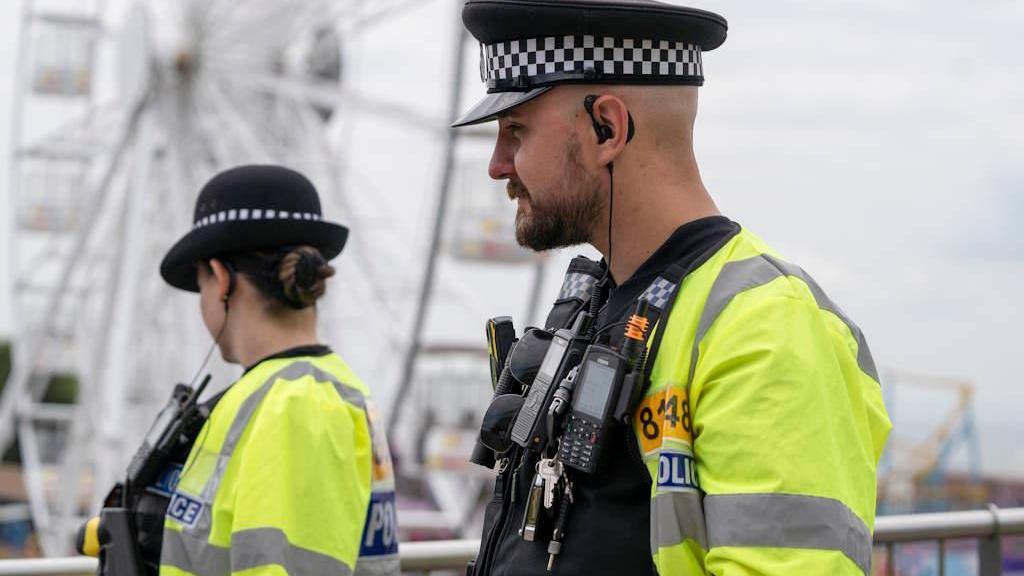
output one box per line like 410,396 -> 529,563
453,0 -> 728,127
159,164 -> 349,292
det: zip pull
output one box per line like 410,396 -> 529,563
496,457 -> 510,474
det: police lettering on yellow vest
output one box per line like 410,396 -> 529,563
453,1 -> 891,574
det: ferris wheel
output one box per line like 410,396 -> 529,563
0,0 -> 519,555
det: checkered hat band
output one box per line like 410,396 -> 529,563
481,36 -> 703,83
192,208 -> 322,229
558,272 -> 599,301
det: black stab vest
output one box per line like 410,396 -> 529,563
473,256 -> 659,576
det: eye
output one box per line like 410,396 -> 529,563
504,122 -> 523,137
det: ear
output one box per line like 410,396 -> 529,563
208,258 -> 234,302
591,94 -> 632,167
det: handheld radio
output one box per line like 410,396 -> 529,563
125,376 -> 211,492
487,317 -> 517,392
470,317 -> 519,468
559,300 -> 651,473
77,375 -> 213,575
510,313 -> 591,449
557,347 -> 625,472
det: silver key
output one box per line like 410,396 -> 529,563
537,458 -> 564,509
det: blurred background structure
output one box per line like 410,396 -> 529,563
0,0 -> 1022,574
0,0 -> 506,556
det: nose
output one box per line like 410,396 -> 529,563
488,132 -> 516,181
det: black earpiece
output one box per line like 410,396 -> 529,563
222,260 -> 237,308
583,95 -> 614,143
584,95 -> 637,145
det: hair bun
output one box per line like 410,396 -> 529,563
278,246 -> 335,309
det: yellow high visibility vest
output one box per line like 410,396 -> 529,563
637,228 -> 891,575
160,354 -> 399,576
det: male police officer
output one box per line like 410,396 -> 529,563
455,1 -> 892,575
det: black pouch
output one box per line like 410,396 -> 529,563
478,394 -> 526,455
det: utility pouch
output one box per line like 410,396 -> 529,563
471,330 -> 553,469
478,394 -> 525,455
544,256 -> 603,330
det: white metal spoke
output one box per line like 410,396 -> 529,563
287,98 -> 407,345
281,2 -> 345,47
213,69 -> 342,110
201,80 -> 274,162
342,0 -> 436,36
204,0 -> 301,53
201,0 -> 250,26
91,108 -> 155,500
17,419 -> 56,555
215,68 -> 445,136
16,100 -> 120,152
0,92 -> 147,455
339,88 -> 447,137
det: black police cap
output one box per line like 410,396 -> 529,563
159,165 -> 348,292
453,0 -> 727,127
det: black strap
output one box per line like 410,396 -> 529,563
203,387 -> 229,411
641,229 -> 740,390
641,262 -> 687,385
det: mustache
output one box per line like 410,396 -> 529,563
506,180 -> 530,201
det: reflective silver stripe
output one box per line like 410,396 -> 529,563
189,363 -> 288,534
705,493 -> 872,575
172,360 -> 370,572
232,527 -> 353,575
687,254 -> 879,390
761,254 -> 879,384
161,529 -> 229,576
277,361 -> 368,411
650,491 -> 707,551
354,555 -> 401,576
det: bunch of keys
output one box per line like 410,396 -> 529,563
520,458 -> 564,542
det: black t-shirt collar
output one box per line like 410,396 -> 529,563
243,344 -> 333,375
597,216 -> 740,328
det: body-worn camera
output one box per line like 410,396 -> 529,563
510,313 -> 591,451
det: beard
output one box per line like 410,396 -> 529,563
507,135 -> 604,252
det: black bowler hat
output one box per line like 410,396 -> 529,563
160,164 -> 349,292
452,0 -> 728,127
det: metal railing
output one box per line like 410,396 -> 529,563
874,505 -> 1024,576
1,506 -> 1022,575
0,540 -> 481,575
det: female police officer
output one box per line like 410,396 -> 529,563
157,165 -> 399,575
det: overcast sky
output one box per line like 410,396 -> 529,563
0,0 -> 1022,475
